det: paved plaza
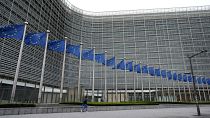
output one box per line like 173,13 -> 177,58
1,105 -> 210,118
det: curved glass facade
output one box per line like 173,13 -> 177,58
0,0 -> 210,102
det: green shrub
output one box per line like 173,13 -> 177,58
60,101 -> 158,106
156,101 -> 210,104
60,102 -> 82,105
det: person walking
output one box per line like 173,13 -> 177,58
81,96 -> 88,112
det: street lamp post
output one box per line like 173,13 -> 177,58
188,49 -> 207,116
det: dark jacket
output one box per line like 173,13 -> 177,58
83,98 -> 88,104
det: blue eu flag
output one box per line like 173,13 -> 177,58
197,77 -> 202,84
202,77 -> 207,84
148,67 -> 155,76
188,75 -> 192,82
161,70 -> 166,78
82,49 -> 94,60
155,68 -> 161,77
167,71 -> 172,80
0,24 -> 25,40
117,59 -> 125,70
183,74 -> 188,82
173,72 -> 177,80
95,53 -> 105,64
48,40 -> 65,53
25,32 -> 47,47
66,44 -> 80,58
207,78 -> 210,85
134,64 -> 141,73
126,61 -> 133,71
142,65 -> 148,74
105,57 -> 115,67
178,73 -> 182,81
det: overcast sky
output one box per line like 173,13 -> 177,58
66,0 -> 210,12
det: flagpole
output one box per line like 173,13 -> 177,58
177,80 -> 182,102
149,73 -> 151,102
154,66 -> 158,102
163,72 -> 167,102
146,65 -> 151,102
183,81 -> 187,102
10,22 -> 28,103
78,42 -> 83,101
124,57 -> 127,101
38,30 -> 50,104
188,78 -> 192,102
198,84 -> 202,101
59,37 -> 67,103
136,73 -> 139,100
196,78 -> 202,101
115,63 -> 118,102
139,62 -> 144,101
133,62 -> 136,101
136,71 -> 139,94
206,82 -> 210,101
154,70 -> 158,102
166,73 -> 171,102
161,73 -> 164,102
91,47 -> 95,102
172,77 -> 176,102
133,19 -> 137,102
104,51 -> 107,102
202,82 -> 207,101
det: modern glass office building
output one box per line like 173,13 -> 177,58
0,0 -> 210,103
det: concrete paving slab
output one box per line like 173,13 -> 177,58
0,106 -> 210,118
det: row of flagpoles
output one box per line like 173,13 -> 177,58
0,22 -> 210,103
